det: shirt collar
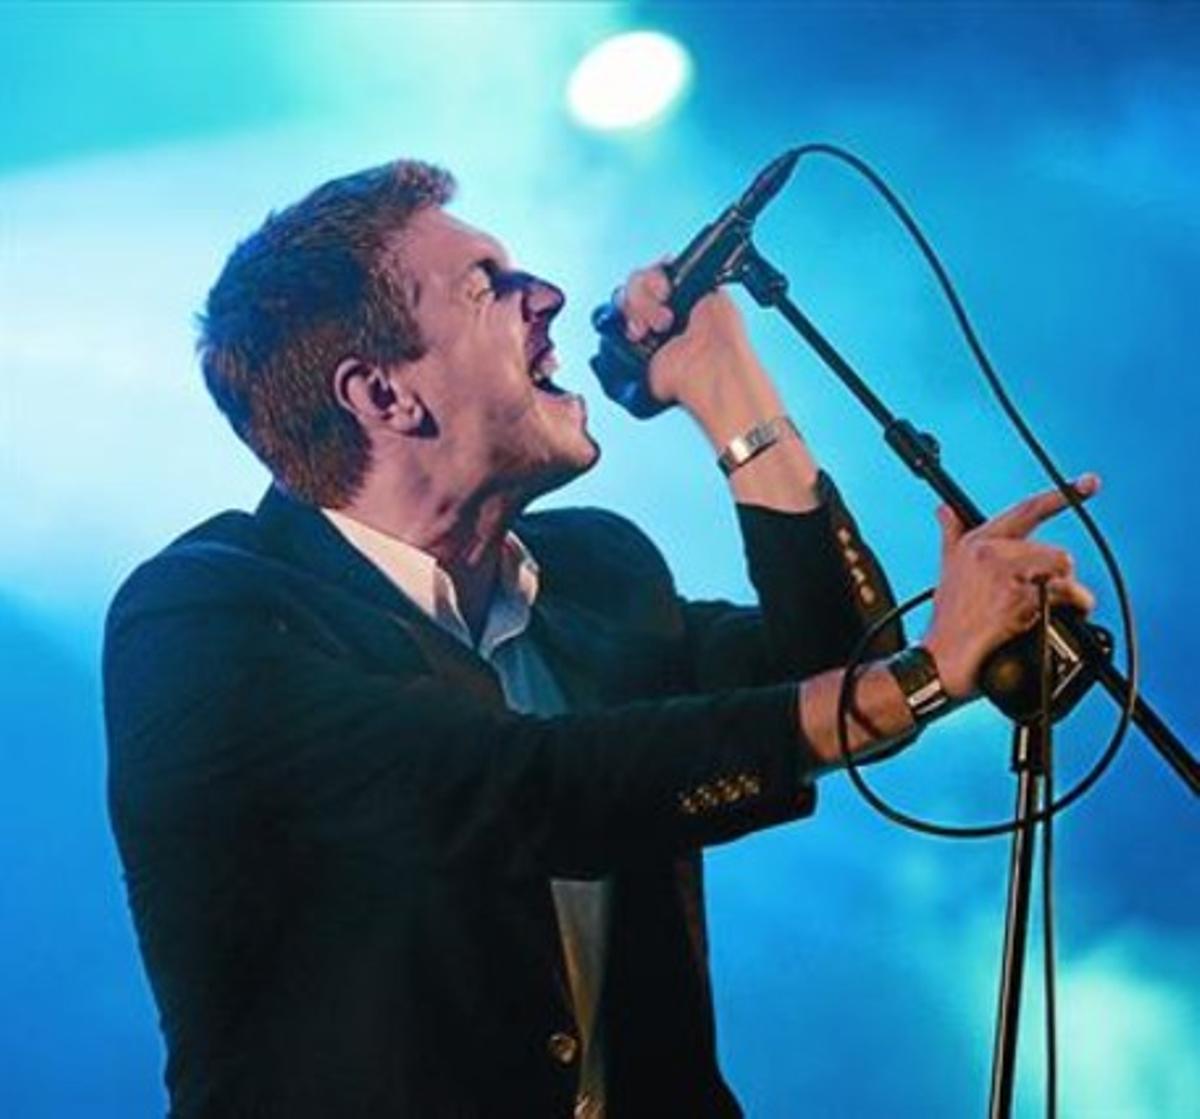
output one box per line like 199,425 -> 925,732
321,508 -> 540,658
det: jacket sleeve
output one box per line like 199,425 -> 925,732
682,472 -> 906,691
103,557 -> 817,883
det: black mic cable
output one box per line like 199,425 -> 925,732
1038,581 -> 1059,1119
589,142 -> 1139,833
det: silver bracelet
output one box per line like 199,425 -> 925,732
717,415 -> 799,477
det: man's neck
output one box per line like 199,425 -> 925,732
335,476 -> 522,645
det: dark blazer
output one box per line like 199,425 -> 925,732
103,480 -> 901,1118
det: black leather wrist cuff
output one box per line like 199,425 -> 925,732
886,646 -> 951,725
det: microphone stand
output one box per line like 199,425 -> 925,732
989,716 -> 1049,1119
725,238 -> 1198,797
718,237 -> 1198,1116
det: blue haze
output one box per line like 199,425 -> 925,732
1,3 -> 1196,1116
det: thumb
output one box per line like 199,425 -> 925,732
936,504 -> 966,561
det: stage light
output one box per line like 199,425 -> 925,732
566,31 -> 691,131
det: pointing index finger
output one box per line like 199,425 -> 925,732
980,474 -> 1100,540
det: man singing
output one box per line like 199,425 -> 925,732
103,160 -> 1095,1117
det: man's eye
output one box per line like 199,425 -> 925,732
471,263 -> 498,302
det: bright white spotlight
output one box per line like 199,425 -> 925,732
567,31 -> 691,131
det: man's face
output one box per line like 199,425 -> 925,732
391,207 -> 599,501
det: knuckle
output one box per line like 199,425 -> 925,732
634,266 -> 659,290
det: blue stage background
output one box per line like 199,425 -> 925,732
2,3 -> 1196,1115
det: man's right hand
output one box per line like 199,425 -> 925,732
921,476 -> 1100,699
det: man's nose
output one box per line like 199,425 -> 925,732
520,274 -> 565,322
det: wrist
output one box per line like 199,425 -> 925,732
915,632 -> 977,702
885,645 -> 954,726
717,416 -> 800,477
677,350 -> 782,445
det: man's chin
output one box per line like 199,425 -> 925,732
577,429 -> 601,472
527,433 -> 600,501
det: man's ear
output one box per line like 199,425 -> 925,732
332,358 -> 426,434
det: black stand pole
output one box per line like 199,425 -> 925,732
723,237 -> 1197,1111
620,206 -> 1200,1119
728,240 -> 1199,796
988,723 -> 1046,1119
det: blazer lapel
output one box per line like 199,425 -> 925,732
254,486 -> 507,712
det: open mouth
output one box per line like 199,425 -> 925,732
527,337 -> 566,395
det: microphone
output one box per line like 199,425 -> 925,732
590,149 -> 800,418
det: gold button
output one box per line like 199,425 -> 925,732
859,586 -> 878,606
837,527 -> 853,545
679,794 -> 698,815
547,1031 -> 579,1065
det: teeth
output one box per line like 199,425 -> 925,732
530,346 -> 557,383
